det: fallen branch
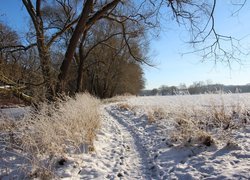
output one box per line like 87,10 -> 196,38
0,73 -> 33,104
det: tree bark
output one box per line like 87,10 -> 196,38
34,17 -> 55,100
76,32 -> 87,93
76,57 -> 84,93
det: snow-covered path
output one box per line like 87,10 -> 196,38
77,105 -> 149,179
67,102 -> 171,180
105,106 -> 157,179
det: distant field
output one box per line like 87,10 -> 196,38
129,93 -> 250,108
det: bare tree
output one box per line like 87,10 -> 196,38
57,0 -> 121,92
21,0 -> 80,99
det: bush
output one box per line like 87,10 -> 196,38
20,93 -> 101,155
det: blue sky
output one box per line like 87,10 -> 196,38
0,1 -> 29,37
144,1 -> 250,89
1,1 -> 250,89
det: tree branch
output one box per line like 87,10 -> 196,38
0,43 -> 37,52
22,0 -> 39,30
47,17 -> 79,47
85,0 -> 121,28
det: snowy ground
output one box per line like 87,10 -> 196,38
0,107 -> 28,120
1,94 -> 250,179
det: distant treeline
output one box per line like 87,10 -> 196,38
140,83 -> 250,96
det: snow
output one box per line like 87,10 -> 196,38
0,107 -> 28,119
0,86 -> 11,89
1,94 -> 250,179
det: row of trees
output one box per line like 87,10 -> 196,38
0,0 -> 247,102
0,0 -> 148,101
142,81 -> 250,96
0,19 -> 144,99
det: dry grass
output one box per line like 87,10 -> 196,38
117,103 -> 141,118
0,93 -> 100,178
117,103 -> 132,111
145,107 -> 166,124
146,111 -> 156,124
169,95 -> 249,146
20,93 -> 100,155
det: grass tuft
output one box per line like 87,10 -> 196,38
0,93 -> 100,177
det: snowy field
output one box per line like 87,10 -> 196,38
112,94 -> 250,179
0,93 -> 250,179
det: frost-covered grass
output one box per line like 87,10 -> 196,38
102,94 -> 135,104
124,93 -> 250,146
0,93 -> 100,179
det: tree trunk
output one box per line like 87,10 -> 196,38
36,27 -> 55,100
38,47 -> 55,100
76,34 -> 87,93
22,0 -> 55,100
58,0 -> 94,93
76,59 -> 84,93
